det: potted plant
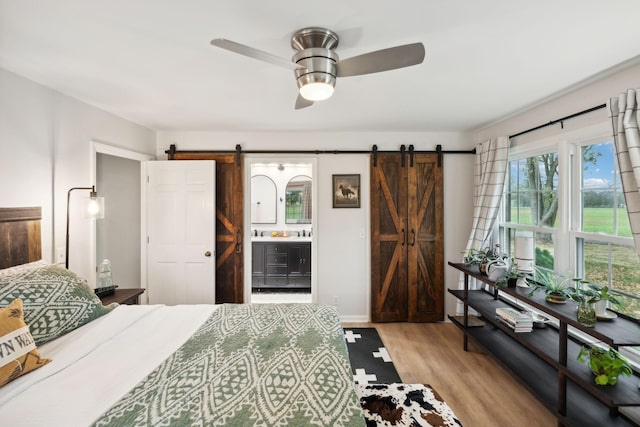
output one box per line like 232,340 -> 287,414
462,244 -> 506,275
592,284 -> 621,318
462,248 -> 485,266
569,280 -> 622,326
568,279 -> 601,327
494,265 -> 532,289
577,346 -> 633,386
527,268 -> 572,304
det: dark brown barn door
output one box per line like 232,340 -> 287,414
408,154 -> 443,321
371,154 -> 408,322
172,153 -> 244,303
371,153 -> 443,322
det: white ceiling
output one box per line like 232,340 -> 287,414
1,1 -> 639,132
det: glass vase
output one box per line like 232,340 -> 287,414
577,300 -> 596,327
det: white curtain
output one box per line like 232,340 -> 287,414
457,137 -> 510,315
302,181 -> 312,221
608,88 -> 640,257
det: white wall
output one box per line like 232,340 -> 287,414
0,68 -> 54,261
317,154 -> 369,321
0,69 -> 55,262
0,68 -> 156,283
157,131 -> 475,321
474,61 -> 640,144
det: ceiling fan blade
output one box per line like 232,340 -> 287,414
210,38 -> 304,70
295,94 -> 314,110
335,42 -> 425,77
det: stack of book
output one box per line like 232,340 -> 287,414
495,307 -> 533,333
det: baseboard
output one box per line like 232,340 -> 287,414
340,315 -> 369,323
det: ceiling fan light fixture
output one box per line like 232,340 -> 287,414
293,46 -> 338,102
211,27 -> 425,109
300,81 -> 334,101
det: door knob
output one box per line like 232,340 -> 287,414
205,251 -> 212,257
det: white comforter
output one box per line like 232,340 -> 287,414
0,304 -> 218,427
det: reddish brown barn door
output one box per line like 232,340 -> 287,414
370,153 -> 443,322
172,153 -> 244,303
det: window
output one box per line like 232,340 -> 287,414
501,151 -> 560,272
500,134 -> 640,320
285,175 -> 312,224
575,141 -> 640,319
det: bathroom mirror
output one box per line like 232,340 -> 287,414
285,175 -> 312,224
251,175 -> 277,224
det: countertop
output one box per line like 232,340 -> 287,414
251,236 -> 312,242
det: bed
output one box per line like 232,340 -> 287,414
0,207 -> 365,426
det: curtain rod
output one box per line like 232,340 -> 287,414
509,103 -> 606,139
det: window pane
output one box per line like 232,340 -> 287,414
581,143 -> 613,190
509,161 -> 520,191
580,142 -> 629,236
582,203 -> 614,233
505,228 -> 554,271
582,239 -> 640,319
507,153 -> 559,228
612,294 -> 640,320
617,190 -> 631,237
535,232 -> 554,270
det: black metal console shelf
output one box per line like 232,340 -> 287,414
448,262 -> 640,427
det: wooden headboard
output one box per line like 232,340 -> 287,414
0,207 -> 42,269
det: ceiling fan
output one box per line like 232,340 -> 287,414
210,27 -> 425,109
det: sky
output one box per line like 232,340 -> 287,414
582,141 -> 618,189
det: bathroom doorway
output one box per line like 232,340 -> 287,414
244,157 -> 317,304
91,141 -> 154,290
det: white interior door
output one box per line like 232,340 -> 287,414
146,160 -> 215,304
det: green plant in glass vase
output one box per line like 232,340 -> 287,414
568,279 -> 601,327
577,346 -> 633,386
569,280 -> 622,327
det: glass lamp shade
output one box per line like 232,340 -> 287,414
299,82 -> 335,101
84,196 -> 105,219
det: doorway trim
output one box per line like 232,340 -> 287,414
90,140 -> 154,290
243,155 -> 318,303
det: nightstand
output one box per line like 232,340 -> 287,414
100,288 -> 145,305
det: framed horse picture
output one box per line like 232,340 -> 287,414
332,174 -> 360,208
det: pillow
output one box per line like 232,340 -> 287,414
0,260 -> 48,279
0,299 -> 51,387
0,264 -> 115,346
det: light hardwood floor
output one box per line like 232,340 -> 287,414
343,322 -> 557,427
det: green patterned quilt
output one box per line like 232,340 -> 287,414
92,303 -> 364,427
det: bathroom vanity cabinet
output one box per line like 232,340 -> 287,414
252,241 -> 311,291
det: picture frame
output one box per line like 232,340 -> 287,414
332,174 -> 360,208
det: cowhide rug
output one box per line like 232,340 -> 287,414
356,383 -> 462,427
